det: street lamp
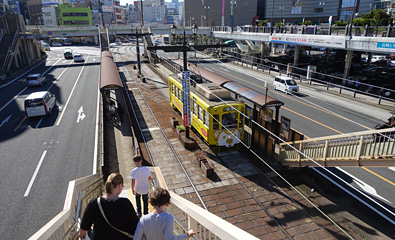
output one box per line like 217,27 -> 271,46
279,7 -> 284,24
319,2 -> 325,24
204,5 -> 210,26
230,0 -> 236,30
201,15 -> 206,27
189,17 -> 194,27
192,23 -> 198,36
170,23 -> 177,44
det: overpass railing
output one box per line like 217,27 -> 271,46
30,167 -> 257,239
279,128 -> 395,167
212,25 -> 395,37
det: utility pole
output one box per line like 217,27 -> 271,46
130,28 -> 151,75
140,0 -> 144,27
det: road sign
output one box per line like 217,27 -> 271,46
182,71 -> 191,127
47,31 -> 52,36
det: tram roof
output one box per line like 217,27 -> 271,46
100,51 -> 123,91
178,61 -> 284,109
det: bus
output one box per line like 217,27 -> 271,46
50,37 -> 72,46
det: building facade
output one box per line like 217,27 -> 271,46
184,0 -> 257,27
58,4 -> 92,25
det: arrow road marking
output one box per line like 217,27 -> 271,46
77,106 -> 86,123
0,114 -> 11,128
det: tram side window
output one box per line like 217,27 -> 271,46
178,88 -> 181,100
198,105 -> 203,121
213,114 -> 219,130
204,110 -> 209,126
193,100 -> 197,115
172,83 -> 175,95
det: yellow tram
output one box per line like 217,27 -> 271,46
168,74 -> 245,152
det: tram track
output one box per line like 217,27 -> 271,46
110,44 -> 352,239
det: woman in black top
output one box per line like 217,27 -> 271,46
79,173 -> 139,239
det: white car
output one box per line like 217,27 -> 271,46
73,54 -> 84,62
26,73 -> 46,87
24,91 -> 56,117
273,76 -> 299,94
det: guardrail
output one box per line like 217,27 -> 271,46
29,174 -> 102,240
279,128 -> 395,167
212,25 -> 395,38
217,49 -> 395,105
30,167 -> 258,240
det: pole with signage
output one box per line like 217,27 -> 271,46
182,71 -> 191,131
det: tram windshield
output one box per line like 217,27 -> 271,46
222,112 -> 238,129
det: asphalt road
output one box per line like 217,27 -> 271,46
156,49 -> 395,224
0,46 -> 101,239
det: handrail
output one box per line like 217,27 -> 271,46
280,128 -> 395,167
29,174 -> 102,240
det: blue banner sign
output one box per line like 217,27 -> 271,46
377,42 -> 395,49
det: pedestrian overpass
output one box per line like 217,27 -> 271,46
280,128 -> 395,167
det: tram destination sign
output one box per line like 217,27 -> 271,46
182,71 -> 191,127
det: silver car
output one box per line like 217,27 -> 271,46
26,73 -> 46,87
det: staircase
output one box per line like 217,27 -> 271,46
0,32 -> 18,80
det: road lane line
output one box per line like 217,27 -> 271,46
35,117 -> 44,128
93,80 -> 100,174
362,167 -> 395,187
24,150 -> 47,197
56,56 -> 89,126
14,116 -> 27,132
0,87 -> 27,112
1,58 -> 61,113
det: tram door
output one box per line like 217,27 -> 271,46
253,108 -> 274,157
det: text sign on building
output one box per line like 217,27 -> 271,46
377,42 -> 395,49
102,5 -> 113,13
182,71 -> 191,127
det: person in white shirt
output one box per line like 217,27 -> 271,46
131,155 -> 153,217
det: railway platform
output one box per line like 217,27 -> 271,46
102,49 -> 361,239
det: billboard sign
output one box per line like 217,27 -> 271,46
102,5 -> 113,13
42,0 -> 59,6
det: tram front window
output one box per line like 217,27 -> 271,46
222,112 -> 238,129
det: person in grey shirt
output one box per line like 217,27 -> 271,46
133,188 -> 196,240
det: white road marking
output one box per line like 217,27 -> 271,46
24,150 -> 47,197
337,167 -> 391,203
0,115 -> 12,127
56,55 -> 89,126
77,106 -> 86,123
389,167 -> 395,172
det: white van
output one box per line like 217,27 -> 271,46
24,91 -> 56,117
273,76 -> 299,94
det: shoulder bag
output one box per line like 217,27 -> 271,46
97,197 -> 133,239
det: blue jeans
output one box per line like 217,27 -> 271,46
135,193 -> 148,216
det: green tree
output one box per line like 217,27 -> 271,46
360,9 -> 390,26
301,20 -> 313,25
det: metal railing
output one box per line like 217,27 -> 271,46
279,128 -> 395,167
